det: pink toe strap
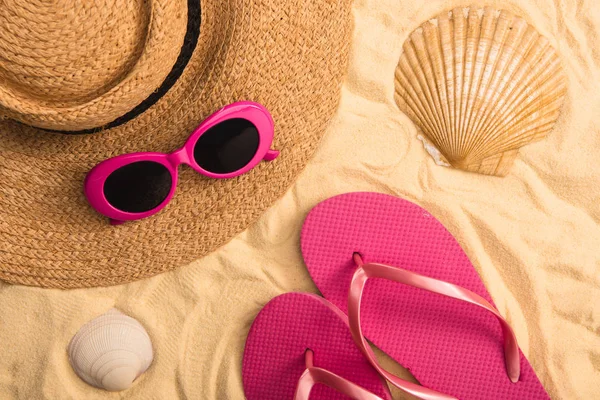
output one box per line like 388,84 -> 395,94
347,254 -> 521,400
294,349 -> 385,400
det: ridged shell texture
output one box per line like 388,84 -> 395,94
394,6 -> 567,176
67,309 -> 153,391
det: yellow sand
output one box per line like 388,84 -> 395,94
1,0 -> 599,398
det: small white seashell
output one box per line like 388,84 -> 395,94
68,309 -> 153,391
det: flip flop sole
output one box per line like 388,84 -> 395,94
242,292 -> 391,399
301,192 -> 549,399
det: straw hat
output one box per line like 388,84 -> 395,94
0,0 -> 353,288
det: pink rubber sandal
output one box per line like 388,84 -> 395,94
301,192 -> 550,400
242,292 -> 392,400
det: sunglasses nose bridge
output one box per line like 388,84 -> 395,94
167,147 -> 192,167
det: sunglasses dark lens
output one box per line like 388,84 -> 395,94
193,118 -> 260,174
103,161 -> 172,213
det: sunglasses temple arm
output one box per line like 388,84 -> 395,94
264,149 -> 280,161
110,219 -> 126,226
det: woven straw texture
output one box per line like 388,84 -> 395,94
0,0 -> 353,288
0,0 -> 187,130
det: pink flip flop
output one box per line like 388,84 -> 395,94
242,292 -> 392,400
301,192 -> 550,400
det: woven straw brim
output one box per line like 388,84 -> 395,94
0,0 -> 353,288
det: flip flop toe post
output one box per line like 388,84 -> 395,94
242,292 -> 392,400
301,192 -> 550,400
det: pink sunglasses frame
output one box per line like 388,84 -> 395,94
84,101 -> 279,225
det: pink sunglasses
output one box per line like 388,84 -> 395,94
84,101 -> 279,225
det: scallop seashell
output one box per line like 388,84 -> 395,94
394,6 -> 567,176
67,309 -> 153,391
